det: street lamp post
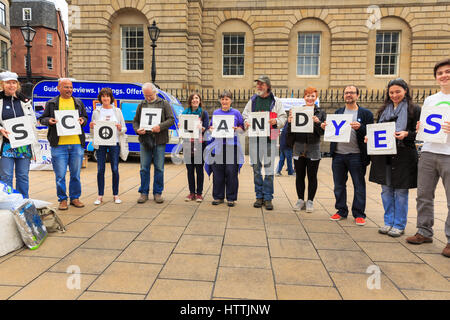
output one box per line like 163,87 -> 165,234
20,21 -> 36,98
147,21 -> 160,85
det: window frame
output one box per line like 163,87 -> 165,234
1,40 -> 7,69
23,8 -> 32,21
47,33 -> 53,46
47,56 -> 53,70
0,2 -> 6,26
120,25 -> 145,72
296,32 -> 321,78
374,30 -> 401,77
222,33 -> 245,78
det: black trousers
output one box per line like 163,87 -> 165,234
294,157 -> 320,201
186,163 -> 204,195
211,145 -> 239,201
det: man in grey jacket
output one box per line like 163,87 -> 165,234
133,83 -> 175,203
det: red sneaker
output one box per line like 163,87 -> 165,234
185,193 -> 195,201
355,217 -> 366,226
330,213 -> 345,221
196,194 -> 204,202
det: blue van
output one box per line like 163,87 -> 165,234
32,80 -> 184,159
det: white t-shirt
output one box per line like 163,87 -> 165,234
99,107 -> 118,122
421,91 -> 450,155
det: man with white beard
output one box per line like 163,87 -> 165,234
242,75 -> 287,210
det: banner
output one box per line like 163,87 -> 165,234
248,112 -> 270,137
55,110 -> 82,136
367,122 -> 397,155
3,116 -> 36,148
139,108 -> 161,131
93,121 -> 118,146
179,114 -> 200,139
290,107 -> 314,133
30,139 -> 52,171
324,114 -> 353,143
416,105 -> 450,144
211,115 -> 234,138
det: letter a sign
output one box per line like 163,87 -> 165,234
55,110 -> 82,136
212,115 -> 234,138
367,122 -> 397,155
3,116 -> 36,148
416,105 -> 450,144
93,121 -> 118,146
248,112 -> 270,137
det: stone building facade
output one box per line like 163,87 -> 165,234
0,0 -> 11,72
67,0 -> 450,92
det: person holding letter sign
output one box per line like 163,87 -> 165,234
39,78 -> 88,210
180,93 -> 209,202
205,91 -> 244,207
321,85 -> 374,226
406,59 -> 450,258
0,71 -> 39,198
133,83 -> 175,204
286,87 -> 325,213
368,79 -> 421,237
243,75 -> 287,211
90,88 -> 128,205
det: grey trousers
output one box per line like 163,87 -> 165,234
416,152 -> 450,243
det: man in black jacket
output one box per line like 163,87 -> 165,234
39,78 -> 88,210
321,85 -> 374,226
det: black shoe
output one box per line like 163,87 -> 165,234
212,199 -> 224,205
227,201 -> 235,207
253,198 -> 263,208
264,200 -> 273,210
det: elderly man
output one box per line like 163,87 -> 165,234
40,78 -> 88,210
133,83 -> 174,204
242,75 -> 287,211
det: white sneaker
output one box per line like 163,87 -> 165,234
378,225 -> 391,234
114,196 -> 122,204
305,200 -> 314,213
293,199 -> 305,212
387,227 -> 404,237
94,198 -> 102,205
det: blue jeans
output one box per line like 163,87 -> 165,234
96,144 -> 120,196
277,148 -> 294,175
0,157 -> 31,198
51,144 -> 84,202
139,143 -> 165,195
332,153 -> 367,218
381,185 -> 408,230
253,160 -> 274,201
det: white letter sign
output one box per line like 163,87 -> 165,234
324,114 -> 353,142
140,108 -> 161,131
3,116 -> 36,148
179,114 -> 200,139
55,110 -> 82,136
248,112 -> 270,137
212,115 -> 234,138
416,105 -> 450,144
291,107 -> 314,133
93,121 -> 118,146
367,122 -> 397,155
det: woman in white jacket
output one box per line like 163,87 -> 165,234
90,88 -> 128,205
0,71 -> 39,198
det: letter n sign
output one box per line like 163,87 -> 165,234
248,112 -> 270,137
367,122 -> 397,155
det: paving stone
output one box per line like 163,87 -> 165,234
213,267 -> 276,300
227,216 -> 265,230
358,242 -> 422,263
78,211 -> 122,224
160,254 -> 219,281
318,250 -> 375,273
377,262 -> 450,292
51,222 -> 107,238
18,237 -> 85,259
268,239 -> 319,260
81,231 -> 138,250
0,286 -> 21,300
151,214 -> 192,227
104,218 -> 152,232
276,284 -> 342,300
330,272 -> 406,300
220,246 -> 271,269
192,210 -> 229,222
343,226 -> 399,243
50,248 -> 121,274
147,279 -> 213,300
89,262 -> 162,294
272,258 -> 333,286
301,220 -> 345,233
120,207 -> 161,219
308,233 -> 360,251
117,241 -> 175,264
174,235 -> 223,255
402,290 -> 450,300
223,229 -> 267,247
265,224 -> 309,240
136,225 -> 185,243
263,214 -> 301,226
416,253 -> 450,278
184,220 -> 227,236
79,291 -> 145,300
9,272 -> 97,300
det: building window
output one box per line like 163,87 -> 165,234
47,56 -> 53,70
23,8 -> 32,21
297,33 -> 320,76
0,3 -> 5,26
1,40 -> 7,69
375,31 -> 400,75
120,26 -> 144,71
222,34 -> 245,76
47,33 -> 53,46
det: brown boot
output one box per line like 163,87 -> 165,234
58,200 -> 68,210
70,199 -> 85,208
442,244 -> 450,258
154,194 -> 164,204
406,233 -> 433,245
137,194 -> 148,204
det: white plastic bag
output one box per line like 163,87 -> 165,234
0,210 -> 24,256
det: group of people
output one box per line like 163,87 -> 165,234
0,58 -> 448,258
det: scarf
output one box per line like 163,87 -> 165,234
379,100 -> 408,132
183,106 -> 203,117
